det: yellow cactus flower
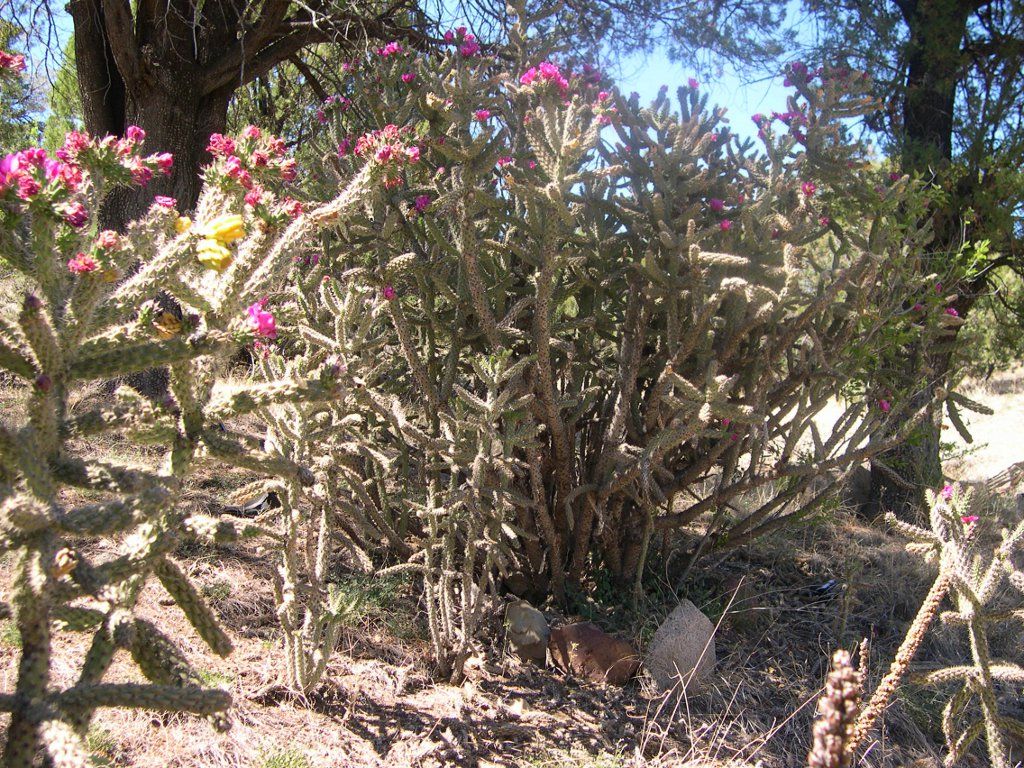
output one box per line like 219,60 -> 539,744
52,548 -> 78,577
197,238 -> 233,271
153,311 -> 182,339
203,213 -> 246,244
175,216 -> 192,234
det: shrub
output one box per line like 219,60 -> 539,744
257,9 -> 955,677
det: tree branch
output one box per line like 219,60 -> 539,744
100,0 -> 146,95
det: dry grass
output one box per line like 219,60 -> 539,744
1,373 -> 1022,767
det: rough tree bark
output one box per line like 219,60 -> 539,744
867,0 -> 977,517
66,0 -> 419,396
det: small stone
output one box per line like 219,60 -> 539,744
548,621 -> 639,685
505,599 -> 548,665
721,574 -> 767,632
842,464 -> 873,516
645,599 -> 716,692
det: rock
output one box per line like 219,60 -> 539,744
646,599 -> 716,692
841,464 -> 873,516
505,600 -> 549,665
548,622 -> 640,685
720,574 -> 766,632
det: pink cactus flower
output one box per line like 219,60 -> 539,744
459,35 -> 480,57
383,285 -> 397,301
719,219 -> 732,231
413,194 -> 431,213
801,181 -> 817,197
709,198 -> 725,212
153,153 -> 173,173
244,187 -> 264,207
281,197 -> 303,218
247,300 -> 277,339
62,201 -> 88,228
941,483 -> 954,500
961,514 -> 979,525
154,195 -> 176,208
207,133 -> 236,156
401,72 -> 416,83
125,125 -> 146,143
96,230 -> 120,250
878,399 -> 891,413
68,252 -> 98,274
474,109 -> 491,121
688,78 -> 699,89
946,307 -> 959,317
0,50 -> 26,71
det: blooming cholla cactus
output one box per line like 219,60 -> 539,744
253,4 -> 957,678
884,484 -> 1024,767
0,104 -> 373,763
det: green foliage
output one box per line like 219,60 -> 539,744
201,578 -> 233,603
956,266 -> 1024,377
259,749 -> 313,768
41,40 -> 81,153
0,617 -> 20,647
0,22 -> 37,151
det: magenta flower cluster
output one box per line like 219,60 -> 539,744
354,124 -> 421,188
519,61 -> 570,96
2,127 -> 171,230
0,49 -> 26,72
208,127 -> 295,191
247,299 -> 277,339
444,27 -> 480,57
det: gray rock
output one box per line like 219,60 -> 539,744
645,599 -> 716,692
505,600 -> 549,665
841,464 -> 873,515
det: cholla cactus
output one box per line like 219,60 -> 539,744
880,483 -> 1024,767
254,6 -> 955,677
807,647 -> 865,768
0,111 -> 371,763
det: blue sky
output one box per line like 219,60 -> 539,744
615,48 -> 794,142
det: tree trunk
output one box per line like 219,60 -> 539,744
868,0 -> 973,517
103,81 -> 231,228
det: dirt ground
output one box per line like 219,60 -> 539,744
0,374 -> 1022,768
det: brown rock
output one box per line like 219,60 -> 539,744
548,622 -> 640,685
721,574 -> 767,632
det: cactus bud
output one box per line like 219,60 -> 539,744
196,239 -> 233,271
202,214 -> 246,244
23,293 -> 41,312
34,374 -> 52,392
51,548 -> 79,578
153,311 -> 182,339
